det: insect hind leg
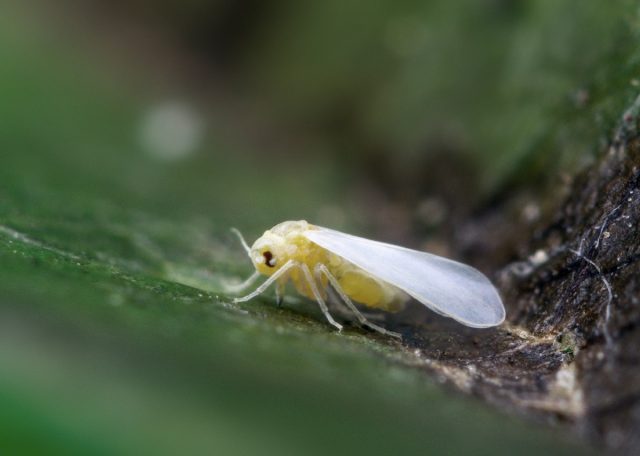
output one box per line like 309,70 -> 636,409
314,263 -> 401,339
299,263 -> 343,332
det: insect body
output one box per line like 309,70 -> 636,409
231,220 -> 505,338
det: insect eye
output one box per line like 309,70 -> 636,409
263,251 -> 276,267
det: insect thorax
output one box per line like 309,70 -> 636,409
254,221 -> 408,312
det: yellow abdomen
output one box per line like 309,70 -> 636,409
286,236 -> 407,312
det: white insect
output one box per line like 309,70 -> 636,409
230,220 -> 505,338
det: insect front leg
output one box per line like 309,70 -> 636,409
314,264 -> 401,339
223,270 -> 260,294
275,280 -> 286,307
233,260 -> 296,304
299,263 -> 343,332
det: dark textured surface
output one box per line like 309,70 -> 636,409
386,102 -> 640,453
520,119 -> 640,453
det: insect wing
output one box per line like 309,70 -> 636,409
303,227 -> 505,327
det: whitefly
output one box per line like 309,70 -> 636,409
228,220 -> 505,338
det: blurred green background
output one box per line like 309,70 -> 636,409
1,0 -> 637,454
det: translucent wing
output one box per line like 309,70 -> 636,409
304,227 -> 505,328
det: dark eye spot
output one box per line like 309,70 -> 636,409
263,251 -> 275,267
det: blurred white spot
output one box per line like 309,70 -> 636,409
139,102 -> 203,161
529,249 -> 549,266
522,202 -> 540,222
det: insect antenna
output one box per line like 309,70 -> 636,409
231,227 -> 251,256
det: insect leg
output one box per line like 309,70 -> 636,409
314,264 -> 401,339
275,281 -> 285,307
223,270 -> 260,294
299,264 -> 343,331
233,260 -> 296,303
230,227 -> 252,256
